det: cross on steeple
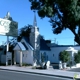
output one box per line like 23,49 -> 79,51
6,11 -> 10,18
4,11 -> 13,21
33,11 -> 37,27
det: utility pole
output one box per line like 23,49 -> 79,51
54,38 -> 56,44
57,41 -> 58,45
74,41 -> 75,45
2,41 -> 4,45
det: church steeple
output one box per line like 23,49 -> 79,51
30,11 -> 40,65
33,11 -> 37,27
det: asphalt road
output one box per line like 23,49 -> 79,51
0,70 -> 72,80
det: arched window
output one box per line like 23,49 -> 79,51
44,52 -> 46,56
53,54 -> 54,57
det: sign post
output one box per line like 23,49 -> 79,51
6,36 -> 9,66
0,12 -> 18,66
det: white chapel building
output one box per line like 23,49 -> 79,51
13,12 -> 51,66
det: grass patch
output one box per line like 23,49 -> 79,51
22,63 -> 32,66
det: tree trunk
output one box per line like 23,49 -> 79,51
69,28 -> 80,45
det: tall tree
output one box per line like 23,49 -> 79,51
17,24 -> 32,41
29,0 -> 80,45
74,50 -> 80,63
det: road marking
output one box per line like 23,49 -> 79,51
0,70 -> 72,80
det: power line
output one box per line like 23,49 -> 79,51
47,37 -> 74,41
53,37 -> 74,39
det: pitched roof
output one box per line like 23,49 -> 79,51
21,42 -> 28,50
15,42 -> 27,51
40,39 -> 51,51
23,37 -> 50,51
23,37 -> 34,50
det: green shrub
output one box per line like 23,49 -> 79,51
59,50 -> 70,63
22,63 -> 32,66
41,53 -> 45,62
74,51 -> 80,63
32,66 -> 36,69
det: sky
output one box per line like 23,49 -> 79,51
0,0 -> 76,45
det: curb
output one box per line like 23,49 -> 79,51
0,68 -> 73,79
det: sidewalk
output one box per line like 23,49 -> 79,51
0,66 -> 80,79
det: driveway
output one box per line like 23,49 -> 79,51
68,68 -> 80,72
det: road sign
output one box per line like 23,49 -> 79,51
0,18 -> 18,36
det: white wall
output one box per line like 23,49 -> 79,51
40,51 -> 51,62
15,50 -> 33,65
14,45 -> 21,50
16,51 -> 20,63
22,50 -> 33,65
21,39 -> 34,64
22,51 -> 27,63
14,38 -> 34,65
73,46 -> 80,50
50,47 -> 69,63
50,46 -> 80,63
